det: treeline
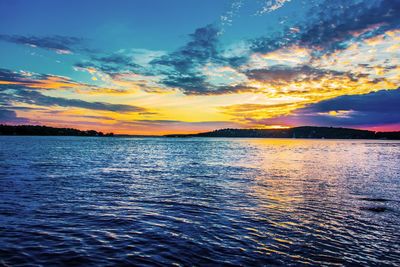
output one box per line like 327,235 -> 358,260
166,126 -> 400,140
0,125 -> 114,137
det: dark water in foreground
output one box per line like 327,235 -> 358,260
0,137 -> 399,266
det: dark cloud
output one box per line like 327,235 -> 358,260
150,23 -> 257,95
18,90 -> 146,113
246,65 -> 359,84
251,0 -> 400,55
159,74 -> 257,95
0,34 -> 84,54
0,106 -> 48,111
152,24 -> 220,71
150,24 -> 224,94
0,68 -> 27,83
0,68 -> 96,92
1,90 -> 147,113
0,68 -> 136,95
0,109 -> 30,124
254,88 -> 400,127
302,89 -> 400,114
0,68 -> 51,89
94,54 -> 140,67
0,67 -> 163,96
159,75 -> 208,94
302,0 -> 400,53
75,53 -> 147,76
37,110 -> 115,121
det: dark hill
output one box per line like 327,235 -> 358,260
0,125 -> 113,136
165,126 -> 400,140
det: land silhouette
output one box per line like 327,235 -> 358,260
0,125 -> 113,137
1,124 -> 400,139
166,126 -> 400,140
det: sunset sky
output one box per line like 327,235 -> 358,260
0,0 -> 399,134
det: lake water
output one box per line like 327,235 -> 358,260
0,136 -> 399,266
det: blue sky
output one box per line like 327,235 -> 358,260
0,0 -> 399,134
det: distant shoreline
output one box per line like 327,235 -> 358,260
165,126 -> 400,140
0,125 -> 114,137
1,124 -> 400,140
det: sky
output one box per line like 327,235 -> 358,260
0,0 -> 399,134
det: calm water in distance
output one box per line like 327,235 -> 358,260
0,136 -> 399,266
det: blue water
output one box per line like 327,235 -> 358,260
0,136 -> 399,266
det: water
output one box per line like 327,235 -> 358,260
0,137 -> 399,266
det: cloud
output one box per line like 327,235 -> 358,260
220,102 -> 304,116
1,89 -> 147,113
0,109 -> 30,124
245,65 -> 356,85
0,68 -> 133,95
153,24 -> 220,70
18,90 -> 146,112
251,0 -> 400,55
146,25 -> 260,95
299,0 -> 400,54
0,68 -> 30,83
74,51 -> 171,94
220,0 -> 243,29
75,53 -> 146,76
256,0 -> 292,15
150,24 -> 224,94
250,88 -> 400,128
0,34 -> 85,54
0,68 -> 84,90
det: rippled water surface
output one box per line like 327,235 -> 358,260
1,137 -> 400,266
